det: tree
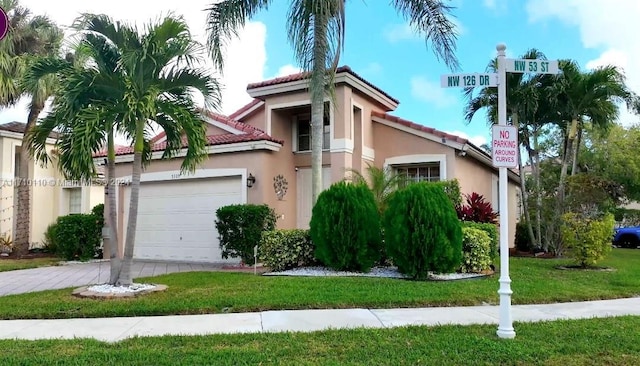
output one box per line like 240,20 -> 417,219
205,0 -> 460,206
0,0 -> 63,257
29,13 -> 221,286
345,163 -> 403,216
26,23 -> 138,285
463,48 -> 549,250
548,60 -> 631,210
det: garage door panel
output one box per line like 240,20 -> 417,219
123,175 -> 243,263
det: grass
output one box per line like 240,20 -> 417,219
1,316 -> 640,365
0,257 -> 61,272
0,248 -> 638,320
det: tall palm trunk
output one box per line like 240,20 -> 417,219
570,126 -> 583,176
117,121 -> 144,286
513,114 -> 536,250
310,22 -> 328,206
557,118 -> 578,206
532,128 -> 543,250
15,103 -> 43,257
106,127 -> 121,285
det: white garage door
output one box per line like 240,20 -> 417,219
122,176 -> 243,263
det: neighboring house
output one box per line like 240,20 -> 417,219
0,122 -> 103,248
94,66 -> 521,264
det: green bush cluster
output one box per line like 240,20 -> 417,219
53,214 -> 102,261
514,220 -> 532,252
259,229 -> 316,271
460,227 -> 492,273
44,204 -> 104,260
310,181 -> 382,272
215,204 -> 277,264
461,221 -> 498,261
561,212 -> 615,267
383,182 -> 463,279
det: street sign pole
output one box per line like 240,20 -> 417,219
496,43 -> 515,339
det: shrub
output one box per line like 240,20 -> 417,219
560,212 -> 615,267
432,179 -> 462,209
259,229 -> 316,271
215,204 -> 277,264
514,220 -> 533,253
461,221 -> 498,261
460,227 -> 492,273
91,203 -> 104,227
42,223 -> 59,254
310,181 -> 382,272
53,214 -> 102,261
384,182 -> 463,279
457,192 -> 498,224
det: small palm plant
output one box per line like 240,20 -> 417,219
346,163 -> 404,216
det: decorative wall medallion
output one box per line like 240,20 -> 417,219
273,174 -> 288,200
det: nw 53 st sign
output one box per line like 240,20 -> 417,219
491,125 -> 518,168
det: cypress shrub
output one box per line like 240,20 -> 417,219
384,182 -> 463,279
310,181 -> 382,272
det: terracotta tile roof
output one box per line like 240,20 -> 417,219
95,110 -> 282,158
228,99 -> 263,119
247,65 -> 400,105
0,121 -> 60,139
371,111 -> 469,145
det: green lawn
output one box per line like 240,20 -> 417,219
0,257 -> 61,272
0,249 -> 638,320
1,316 -> 639,365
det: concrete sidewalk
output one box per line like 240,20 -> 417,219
1,297 -> 639,342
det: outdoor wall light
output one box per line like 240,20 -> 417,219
247,173 -> 256,188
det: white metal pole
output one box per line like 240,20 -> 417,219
496,43 -> 515,339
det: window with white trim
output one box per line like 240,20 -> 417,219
68,188 -> 82,214
395,163 -> 441,185
294,102 -> 330,152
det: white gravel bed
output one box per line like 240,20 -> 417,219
86,283 -> 157,294
262,266 -> 490,281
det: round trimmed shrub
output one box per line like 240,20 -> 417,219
310,181 -> 382,272
383,182 -> 463,279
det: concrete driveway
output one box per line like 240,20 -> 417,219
0,260 -> 226,297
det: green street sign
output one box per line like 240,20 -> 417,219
506,59 -> 559,74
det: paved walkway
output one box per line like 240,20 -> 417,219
0,297 -> 639,342
0,260 -> 227,296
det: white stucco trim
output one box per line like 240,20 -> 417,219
201,114 -> 245,135
267,99 -> 312,136
231,100 -> 265,120
0,130 -> 57,145
383,154 -> 447,180
330,139 -> 354,154
362,146 -> 375,162
118,168 -> 248,205
95,140 -> 281,164
247,72 -> 399,111
372,116 -> 466,151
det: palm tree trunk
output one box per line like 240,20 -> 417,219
14,104 -> 43,257
532,128 -> 543,250
557,119 -> 578,207
570,125 -> 583,176
117,122 -> 144,286
310,22 -> 328,206
106,128 -> 121,285
513,114 -> 536,250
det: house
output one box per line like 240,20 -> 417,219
0,122 -> 103,248
94,66 -> 521,264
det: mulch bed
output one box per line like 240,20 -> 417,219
509,249 -> 556,259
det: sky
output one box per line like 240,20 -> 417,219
1,0 -> 639,147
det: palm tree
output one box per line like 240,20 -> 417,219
29,13 -> 222,286
0,0 -> 63,257
549,60 -> 631,208
463,48 -> 548,250
25,26 -> 139,285
205,0 -> 460,206
345,163 -> 403,216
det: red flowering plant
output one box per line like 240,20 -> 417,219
456,192 -> 498,224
